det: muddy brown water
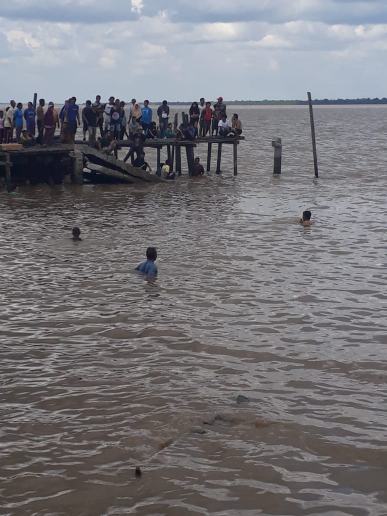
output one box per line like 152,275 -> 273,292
1,106 -> 387,515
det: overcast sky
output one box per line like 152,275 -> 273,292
1,0 -> 387,102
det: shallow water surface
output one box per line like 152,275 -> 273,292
1,106 -> 387,515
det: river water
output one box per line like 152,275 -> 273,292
1,106 -> 387,515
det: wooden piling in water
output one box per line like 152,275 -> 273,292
272,137 -> 282,175
4,153 -> 12,191
307,92 -> 319,178
233,142 -> 238,176
207,142 -> 212,172
216,143 -> 222,174
186,146 -> 195,176
175,146 -> 182,176
156,147 -> 161,176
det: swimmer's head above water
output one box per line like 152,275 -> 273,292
300,210 -> 312,226
72,227 -> 82,241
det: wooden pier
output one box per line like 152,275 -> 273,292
0,135 -> 244,189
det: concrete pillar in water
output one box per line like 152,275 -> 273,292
272,137 -> 282,175
72,149 -> 84,184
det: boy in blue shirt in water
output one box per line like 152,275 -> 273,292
136,247 -> 158,276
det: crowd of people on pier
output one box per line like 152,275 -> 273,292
0,96 -> 243,148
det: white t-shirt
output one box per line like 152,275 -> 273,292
4,106 -> 14,128
218,119 -> 230,129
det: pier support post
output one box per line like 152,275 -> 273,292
307,92 -> 319,178
167,145 -> 171,164
156,146 -> 161,176
233,142 -> 238,176
173,113 -> 179,131
186,146 -> 195,176
4,153 -> 12,192
176,145 -> 182,176
33,93 -> 37,110
71,149 -> 84,184
207,142 -> 212,172
216,143 -> 222,174
272,137 -> 282,175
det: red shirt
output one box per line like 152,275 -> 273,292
203,107 -> 213,122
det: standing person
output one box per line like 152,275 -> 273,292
103,97 -> 114,134
202,102 -> 213,136
82,100 -> 97,145
189,102 -> 200,129
0,110 -> 4,144
36,98 -> 45,144
157,100 -> 169,138
141,100 -> 152,133
129,98 -> 136,122
120,101 -> 128,140
93,95 -> 104,137
43,102 -> 59,145
110,99 -> 122,140
24,102 -> 36,136
13,103 -> 24,143
199,97 -> 205,136
66,97 -> 80,143
213,96 -> 227,135
3,106 -> 13,144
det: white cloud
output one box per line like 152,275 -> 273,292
98,48 -> 119,68
131,0 -> 144,14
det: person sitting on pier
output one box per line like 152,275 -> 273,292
136,247 -> 158,276
72,227 -> 82,241
231,114 -> 242,136
24,102 -> 36,137
133,152 -> 152,172
165,123 -> 176,138
299,210 -> 313,227
191,157 -> 205,177
146,121 -> 159,139
218,114 -> 232,137
179,121 -> 196,141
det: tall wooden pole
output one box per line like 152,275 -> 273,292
206,142 -> 212,172
216,143 -> 222,174
233,142 -> 238,176
175,145 -> 182,176
272,137 -> 282,175
33,93 -> 37,110
307,92 -> 319,178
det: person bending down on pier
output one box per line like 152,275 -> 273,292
136,247 -> 158,276
20,130 -> 35,147
299,210 -> 313,227
133,152 -> 152,172
97,131 -> 117,158
124,134 -> 145,165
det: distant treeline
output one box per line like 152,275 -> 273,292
222,98 -> 387,106
168,98 -> 387,106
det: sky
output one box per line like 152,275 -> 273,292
1,0 -> 387,102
